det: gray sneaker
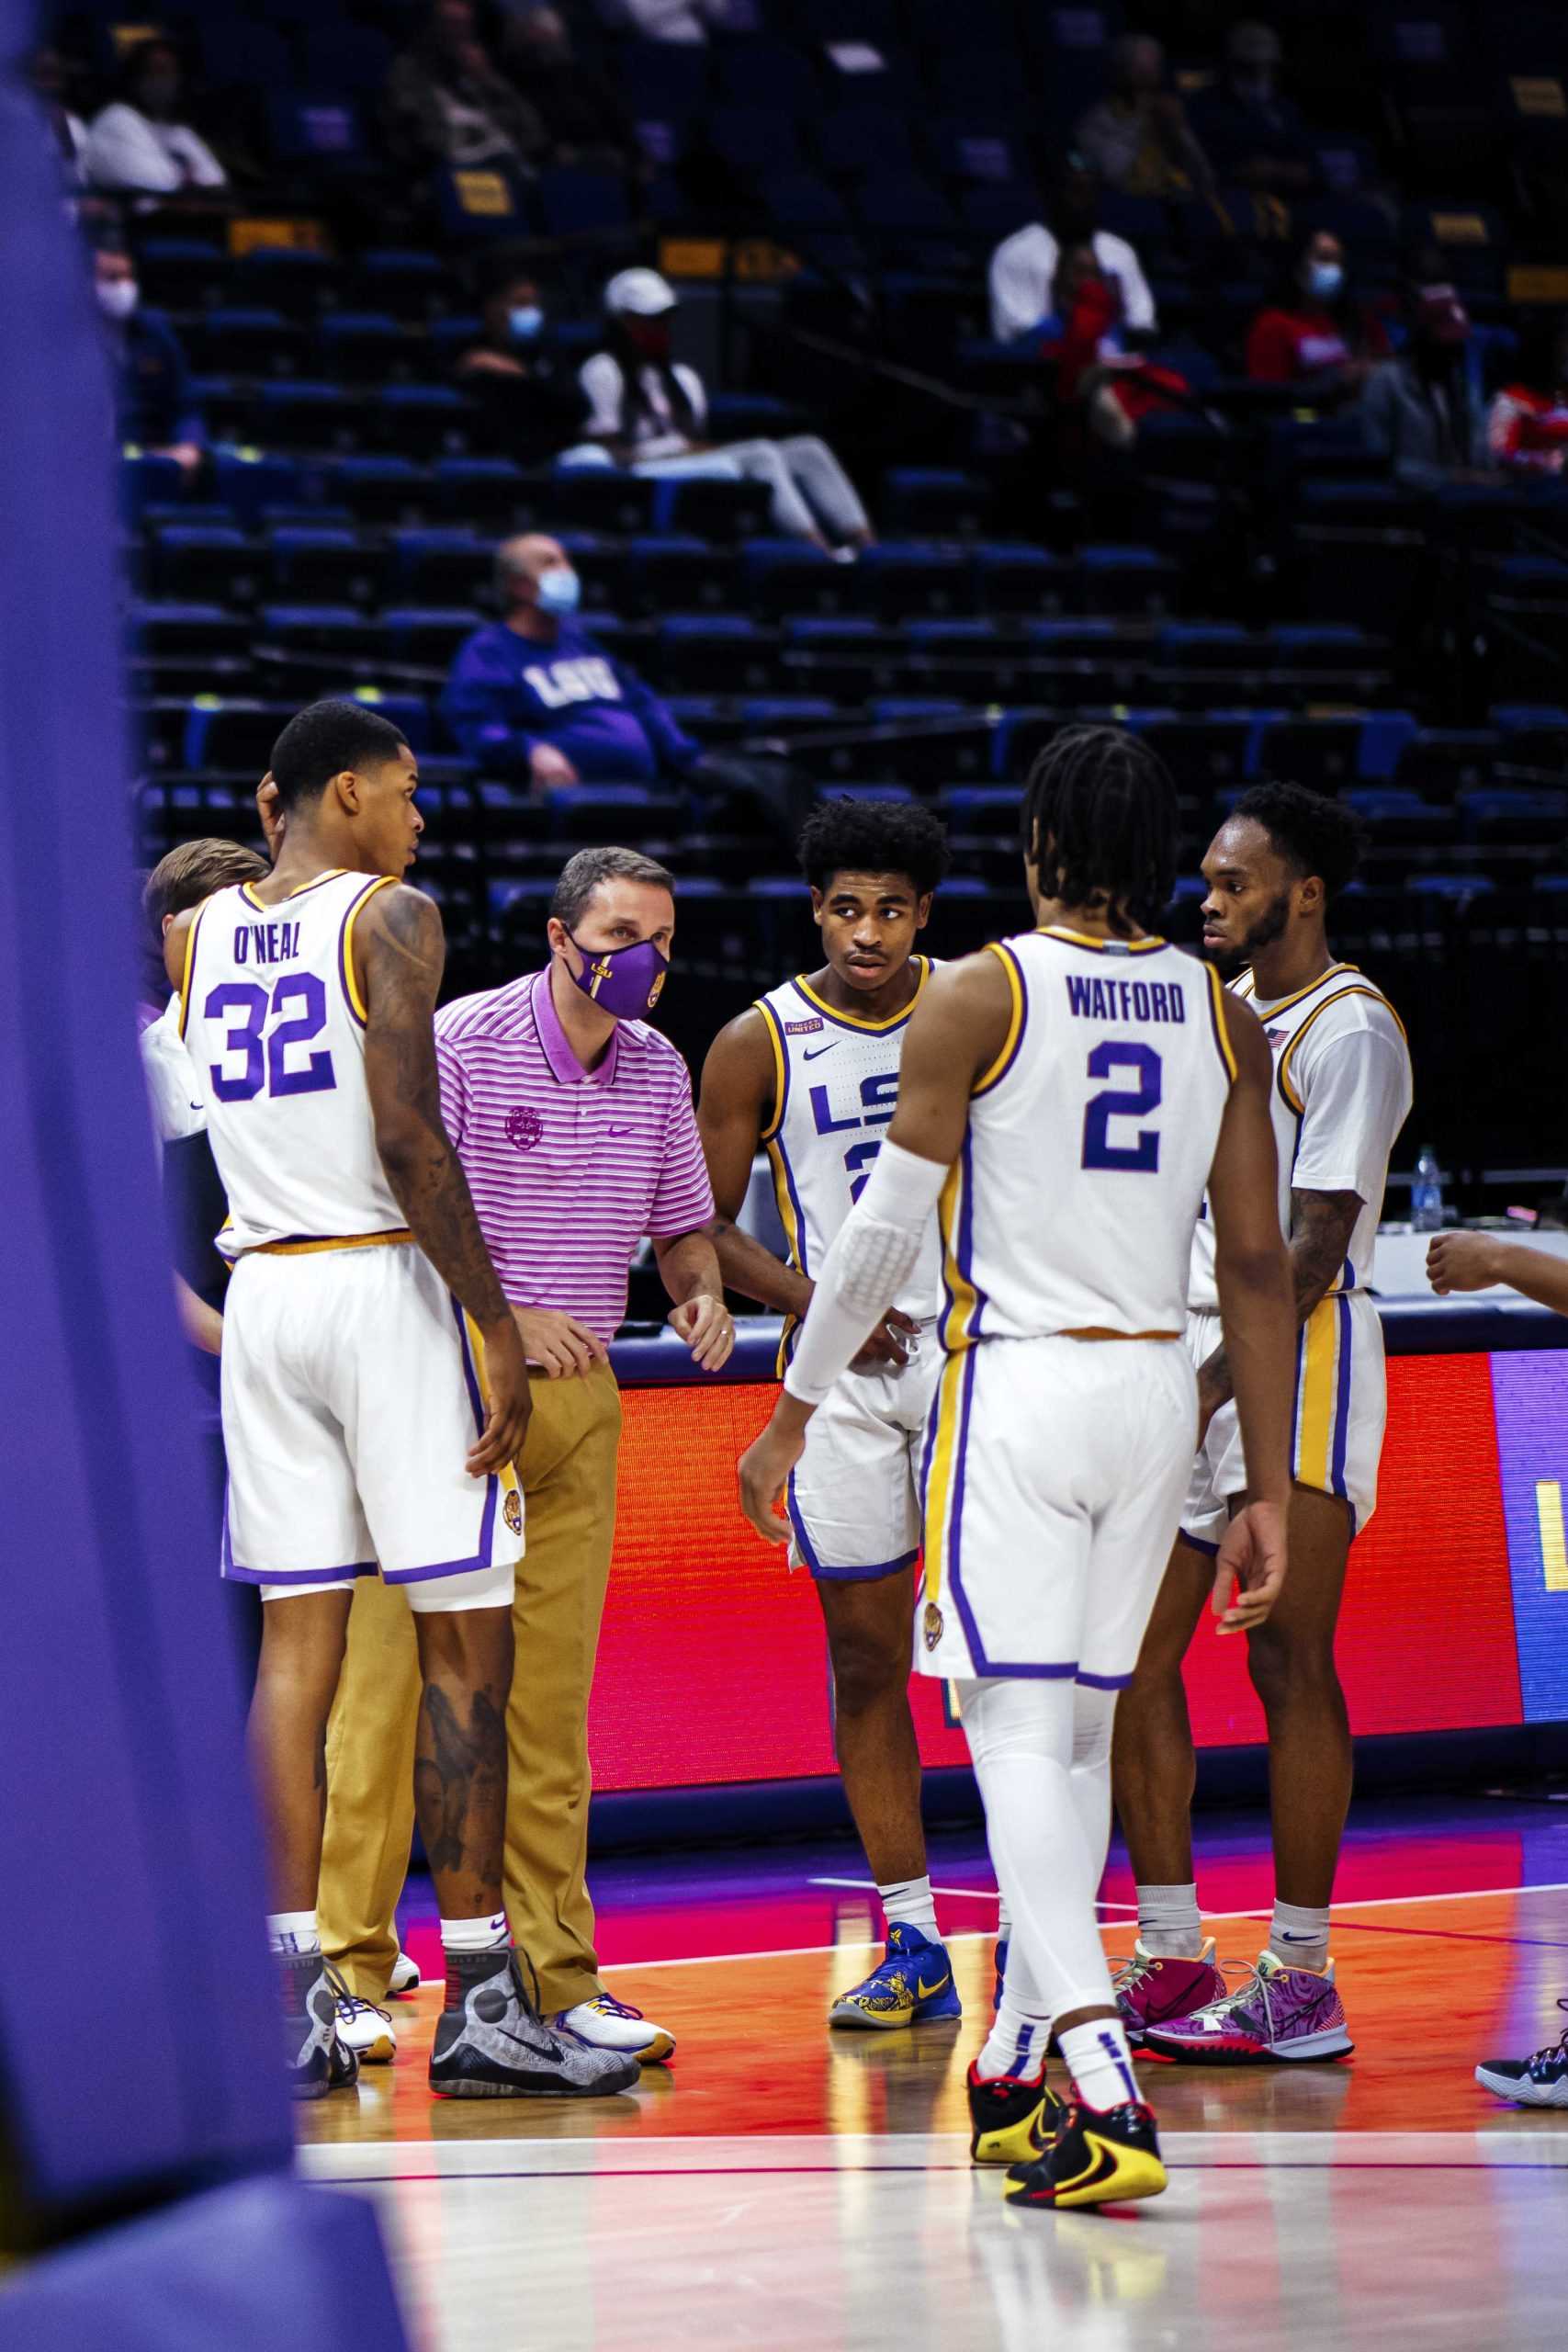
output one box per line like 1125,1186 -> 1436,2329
280,1953 -> 360,2102
428,1948 -> 640,2099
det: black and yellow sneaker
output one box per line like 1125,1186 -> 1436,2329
966,2059 -> 1064,2165
1005,2098 -> 1168,2210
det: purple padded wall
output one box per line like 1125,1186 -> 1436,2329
0,2 -> 288,2210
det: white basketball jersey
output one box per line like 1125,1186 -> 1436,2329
944,928 -> 1235,1345
1188,961 -> 1412,1312
179,868 -> 408,1260
755,959 -> 942,1360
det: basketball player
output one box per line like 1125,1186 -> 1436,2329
739,727 -> 1296,2207
698,797 -> 961,2030
174,697 -> 637,2102
1112,784 -> 1412,2064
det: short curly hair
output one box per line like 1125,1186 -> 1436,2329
796,796 -> 951,897
1233,783 -> 1365,900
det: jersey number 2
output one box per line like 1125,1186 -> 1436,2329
1081,1042 -> 1162,1172
205,975 -> 335,1102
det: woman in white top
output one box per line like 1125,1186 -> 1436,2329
85,39 -> 226,196
565,268 -> 874,554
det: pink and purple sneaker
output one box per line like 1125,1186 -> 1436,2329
1112,1938 -> 1228,2048
1143,1950 -> 1353,2064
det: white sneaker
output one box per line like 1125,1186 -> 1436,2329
335,1989 -> 397,2064
387,1950 -> 421,1997
556,1993 -> 675,2065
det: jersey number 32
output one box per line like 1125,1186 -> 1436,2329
204,976 -> 336,1102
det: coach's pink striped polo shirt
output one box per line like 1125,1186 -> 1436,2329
435,966 -> 715,1341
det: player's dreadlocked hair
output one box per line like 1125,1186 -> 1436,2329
796,796 -> 952,898
1020,724 -> 1179,935
1234,782 -> 1365,901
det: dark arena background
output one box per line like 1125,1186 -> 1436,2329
3,1 -> 1567,2346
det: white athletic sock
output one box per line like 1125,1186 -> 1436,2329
976,1934 -> 1051,2080
440,1910 -> 510,1955
997,1899 -> 1013,1947
267,1910 -> 321,1957
1269,1899 -> 1331,1973
879,1874 -> 940,1942
1136,1882 -> 1203,1959
1059,2017 -> 1141,2113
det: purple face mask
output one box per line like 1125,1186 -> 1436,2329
566,931 -> 669,1019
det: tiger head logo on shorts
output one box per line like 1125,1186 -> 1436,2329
503,1488 -> 523,1537
922,1601 -> 943,1652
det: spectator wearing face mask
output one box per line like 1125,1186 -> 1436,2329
453,255 -> 586,462
989,157 -> 1157,347
501,6 -> 645,178
1488,313 -> 1568,477
85,38 -> 226,194
1246,229 -> 1390,398
95,241 -> 205,481
1359,272 -> 1489,481
443,534 -> 706,790
1075,34 -> 1214,201
566,269 -> 874,555
383,0 -> 547,173
1187,19 -> 1315,198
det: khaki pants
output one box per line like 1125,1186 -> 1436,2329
318,1360 -> 622,2015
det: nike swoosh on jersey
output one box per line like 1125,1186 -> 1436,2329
802,1042 -> 839,1060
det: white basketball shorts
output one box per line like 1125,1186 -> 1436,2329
786,1325 -> 942,1582
220,1241 -> 523,1611
1179,1289 -> 1387,1550
917,1334 -> 1197,1686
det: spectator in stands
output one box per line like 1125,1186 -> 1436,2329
502,6 -> 645,178
454,251 -> 586,462
1359,274 -> 1488,481
85,38 -> 226,195
1075,34 -> 1214,201
1187,20 -> 1314,198
96,241 -> 205,480
1246,228 -> 1390,399
989,157 -> 1157,347
383,0 -> 547,174
30,45 -> 87,187
1488,314 -> 1568,477
1050,242 -> 1190,450
444,535 -> 705,788
569,268 -> 875,554
591,0 -> 730,40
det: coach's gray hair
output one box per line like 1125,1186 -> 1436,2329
550,845 -> 676,929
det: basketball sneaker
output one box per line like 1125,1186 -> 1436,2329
388,1950 -> 421,1996
966,2058 -> 1064,2165
829,1922 -> 963,2030
1144,1950 -> 1352,2063
555,1993 -> 676,2066
429,1948 -> 640,2098
1475,2000 -> 1568,2108
279,1953 -> 359,2102
1005,2099 -> 1168,2210
1113,1939 -> 1227,2047
335,1987 -> 397,2064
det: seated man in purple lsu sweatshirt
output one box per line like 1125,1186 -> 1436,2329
442,533 -> 702,791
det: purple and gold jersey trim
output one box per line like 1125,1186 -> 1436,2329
1276,983 -> 1408,1115
972,942 -> 1027,1098
238,866 -> 348,912
176,895 -> 212,1042
1204,961 -> 1239,1084
1034,926 -> 1168,955
338,873 -> 397,1028
243,1227 -> 412,1258
789,956 -> 931,1035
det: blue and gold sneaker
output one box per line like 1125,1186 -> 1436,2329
829,1922 -> 963,2031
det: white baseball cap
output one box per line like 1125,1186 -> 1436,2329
605,266 -> 677,317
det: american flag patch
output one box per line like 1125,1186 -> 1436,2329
1265,1027 -> 1289,1048
784,1017 -> 824,1035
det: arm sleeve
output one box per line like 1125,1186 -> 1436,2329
783,1141 -> 947,1407
580,353 -> 624,437
1108,236 -> 1156,334
647,1068 -> 716,1238
441,637 -> 532,764
434,1030 -> 469,1151
611,653 -> 703,772
1292,1029 -> 1410,1208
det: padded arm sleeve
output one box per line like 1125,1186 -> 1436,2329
783,1140 -> 948,1408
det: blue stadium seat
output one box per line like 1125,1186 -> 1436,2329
267,526 -> 384,605
973,543 -> 1071,616
318,313 -> 412,382
536,166 -> 632,238
355,249 -> 448,322
231,246 -> 339,321
375,385 -> 474,460
549,470 -> 659,536
651,475 -> 772,539
152,525 -> 258,605
742,539 -> 851,620
627,535 -> 738,613
1457,787 -> 1568,844
1405,872 -> 1495,903
209,449 -> 304,528
882,469 -> 990,536
1078,545 -> 1179,616
381,608 -> 486,665
819,104 -> 919,182
658,616 -> 769,693
328,455 -> 428,523
391,529 -> 491,604
184,307 -> 299,377
859,541 -> 974,619
1344,787 -> 1457,846
182,698 -> 300,771
430,456 -> 528,524
253,380 -> 360,451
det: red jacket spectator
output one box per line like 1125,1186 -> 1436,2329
1488,383 -> 1568,474
1246,232 -> 1388,394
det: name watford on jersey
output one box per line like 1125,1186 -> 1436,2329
1066,972 -> 1187,1026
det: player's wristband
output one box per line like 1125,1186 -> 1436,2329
783,1141 -> 946,1408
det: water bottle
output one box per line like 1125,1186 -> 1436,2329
1411,1146 -> 1445,1232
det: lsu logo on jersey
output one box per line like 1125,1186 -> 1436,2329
806,1066 -> 899,1204
503,1488 -> 523,1537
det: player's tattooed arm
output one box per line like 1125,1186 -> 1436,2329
1197,1186 -> 1360,1423
358,884 -> 511,1331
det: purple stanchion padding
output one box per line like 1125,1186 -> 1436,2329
2,2175 -> 411,2352
0,6 -> 294,2212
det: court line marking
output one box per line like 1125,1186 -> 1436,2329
808,1875 -> 1137,1911
602,1882 -> 1568,1973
